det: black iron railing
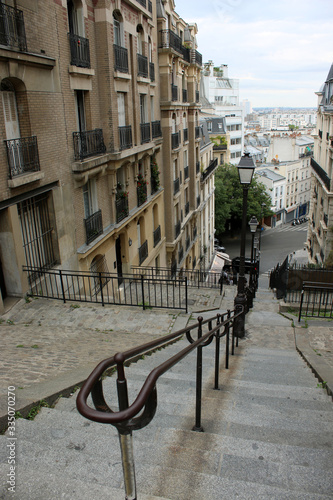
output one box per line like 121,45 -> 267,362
269,256 -> 288,300
84,209 -> 103,245
183,128 -> 188,142
159,29 -> 182,54
68,33 -> 90,68
185,201 -> 189,216
153,225 -> 161,247
149,62 -> 155,81
5,136 -> 40,178
73,129 -> 106,161
114,44 -> 128,72
311,157 -> 330,191
119,125 -> 132,150
182,89 -> 188,102
201,158 -> 218,182
151,120 -> 162,138
298,282 -> 333,321
191,49 -> 202,66
137,53 -> 148,77
140,122 -> 151,144
132,265 -> 223,290
139,240 -> 148,265
23,266 -> 188,312
116,196 -> 129,223
0,3 -> 27,51
171,84 -> 178,101
175,220 -> 181,239
76,308 -> 241,498
174,177 -> 180,195
171,131 -> 180,149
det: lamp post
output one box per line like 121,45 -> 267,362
249,216 -> 259,297
233,152 -> 256,338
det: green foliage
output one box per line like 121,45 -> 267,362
214,163 -> 273,236
27,400 -> 50,420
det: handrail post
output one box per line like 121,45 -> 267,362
225,309 -> 230,369
116,355 -> 137,500
185,277 -> 188,313
141,275 -> 145,310
59,269 -> 66,303
298,289 -> 304,323
99,272 -> 105,306
192,316 -> 204,432
214,314 -> 221,390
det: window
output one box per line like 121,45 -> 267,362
117,93 -> 126,127
75,90 -> 86,132
150,96 -> 154,121
140,94 -> 147,124
137,25 -> 144,55
207,121 -> 212,132
83,179 -> 98,218
2,80 -> 20,140
113,12 -> 123,46
68,0 -> 85,37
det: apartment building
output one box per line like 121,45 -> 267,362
308,63 -> 333,265
255,169 -> 285,226
157,0 -> 203,273
0,0 -> 165,312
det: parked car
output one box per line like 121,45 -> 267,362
231,257 -> 258,274
214,244 -> 226,253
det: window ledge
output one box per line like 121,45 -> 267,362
8,171 -> 44,188
114,71 -> 132,81
69,65 -> 95,77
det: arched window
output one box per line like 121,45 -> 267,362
113,11 -> 123,47
136,25 -> 144,55
1,80 -> 20,140
67,0 -> 84,37
172,113 -> 176,134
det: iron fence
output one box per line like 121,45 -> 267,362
137,54 -> 148,77
269,256 -> 288,299
119,125 -> 132,150
73,129 -> 106,161
84,209 -> 103,245
23,267 -> 188,312
5,136 -> 40,178
68,33 -> 90,68
114,44 -> 128,73
0,3 -> 27,51
298,282 -> 333,322
132,266 -> 222,290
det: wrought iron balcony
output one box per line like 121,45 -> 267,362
119,125 -> 132,151
116,195 -> 129,223
153,225 -> 161,247
184,165 -> 189,180
171,131 -> 180,150
84,209 -> 103,245
152,120 -> 162,139
68,33 -> 90,68
159,29 -> 182,54
181,46 -> 190,63
311,157 -> 330,191
140,123 -> 151,144
0,4 -> 27,52
137,181 -> 147,207
73,129 -> 106,161
178,246 -> 184,264
174,177 -> 180,195
185,201 -> 189,216
175,220 -> 181,239
195,126 -> 201,139
149,62 -> 155,81
137,54 -> 148,77
114,44 -> 128,73
5,136 -> 40,179
201,158 -> 218,182
139,240 -> 148,265
182,89 -> 188,102
183,128 -> 188,142
191,49 -> 202,66
171,84 -> 178,101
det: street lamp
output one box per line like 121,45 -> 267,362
233,152 -> 256,338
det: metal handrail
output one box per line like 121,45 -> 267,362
77,308 -> 242,498
298,281 -> 333,322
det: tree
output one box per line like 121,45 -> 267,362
214,163 -> 273,238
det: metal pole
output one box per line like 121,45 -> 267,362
233,186 -> 248,338
193,316 -> 204,432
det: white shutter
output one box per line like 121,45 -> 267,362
117,93 -> 126,127
2,91 -> 20,140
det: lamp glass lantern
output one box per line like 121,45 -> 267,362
249,216 -> 259,233
237,152 -> 256,185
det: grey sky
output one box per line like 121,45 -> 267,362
174,0 -> 332,107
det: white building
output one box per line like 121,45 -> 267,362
256,169 -> 286,226
202,61 -> 243,164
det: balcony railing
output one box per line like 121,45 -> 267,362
68,33 -> 90,68
171,84 -> 178,101
178,246 -> 184,264
0,3 -> 27,52
140,123 -> 151,144
196,195 -> 200,207
149,62 -> 155,81
182,89 -> 188,102
73,129 -> 106,161
153,225 -> 161,247
137,182 -> 147,207
201,158 -> 218,182
184,165 -> 189,180
139,240 -> 148,265
174,177 -> 180,195
183,128 -> 188,142
159,29 -> 182,54
152,120 -> 162,139
171,131 -> 180,150
196,91 -> 200,102
185,201 -> 189,216
116,195 -> 129,224
196,161 -> 200,174
119,126 -> 132,151
311,157 -> 330,191
191,49 -> 202,66
5,136 -> 40,178
195,126 -> 201,139
114,44 -> 128,73
84,209 -> 103,245
175,220 -> 181,239
137,54 -> 148,77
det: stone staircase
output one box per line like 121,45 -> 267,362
1,285 -> 332,499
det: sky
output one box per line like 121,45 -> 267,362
173,0 -> 333,108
